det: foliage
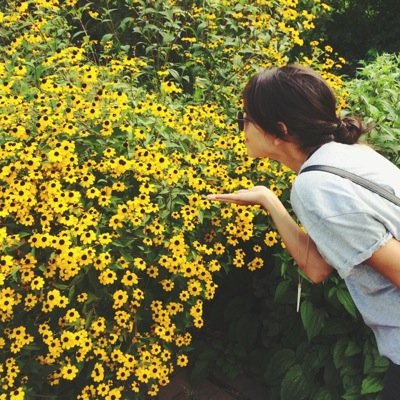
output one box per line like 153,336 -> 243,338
190,52 -> 400,400
67,0 -> 346,104
346,53 -> 400,166
192,255 -> 388,399
0,1 -> 389,400
312,0 -> 400,76
0,0 -> 345,399
191,52 -> 400,399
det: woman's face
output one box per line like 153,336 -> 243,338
243,115 -> 278,159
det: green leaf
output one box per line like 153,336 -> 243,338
333,338 -> 347,369
341,392 -> 361,400
101,33 -> 114,43
336,288 -> 358,319
232,54 -> 242,67
280,364 -> 311,400
311,387 -> 334,400
344,341 -> 361,357
300,300 -> 326,341
196,21 -> 208,35
160,31 -> 175,45
303,347 -> 329,373
119,17 -> 134,30
274,280 -> 291,303
264,349 -> 296,383
120,45 -> 130,53
361,376 -> 383,395
197,210 -> 204,224
68,285 -> 75,302
19,231 -> 32,238
54,283 -> 69,290
168,68 -> 181,82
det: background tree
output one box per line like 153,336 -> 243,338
317,0 -> 400,75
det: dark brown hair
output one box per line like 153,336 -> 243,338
243,64 -> 369,152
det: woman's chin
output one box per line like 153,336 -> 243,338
246,149 -> 262,158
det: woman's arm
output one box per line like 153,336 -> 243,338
366,238 -> 400,288
207,186 -> 333,283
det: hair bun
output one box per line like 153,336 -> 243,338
334,116 -> 369,144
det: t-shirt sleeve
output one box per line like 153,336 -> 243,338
304,212 -> 392,278
291,175 -> 393,278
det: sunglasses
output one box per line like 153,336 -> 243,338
236,111 -> 253,132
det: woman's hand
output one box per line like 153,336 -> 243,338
206,186 -> 273,208
207,185 -> 333,284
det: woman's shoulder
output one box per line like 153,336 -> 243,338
292,141 -> 400,215
302,142 -> 388,168
299,142 -> 400,189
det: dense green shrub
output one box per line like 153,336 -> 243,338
193,258 -> 388,400
346,53 -> 400,165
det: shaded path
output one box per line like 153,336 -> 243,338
157,368 -> 268,400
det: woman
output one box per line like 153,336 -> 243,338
206,65 -> 400,399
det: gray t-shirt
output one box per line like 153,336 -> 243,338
291,141 -> 400,364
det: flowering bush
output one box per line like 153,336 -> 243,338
0,0 -> 345,399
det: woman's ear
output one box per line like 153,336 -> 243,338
273,122 -> 289,146
277,121 -> 288,136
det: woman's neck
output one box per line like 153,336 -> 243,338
275,142 -> 310,173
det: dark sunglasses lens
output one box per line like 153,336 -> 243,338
237,112 -> 244,132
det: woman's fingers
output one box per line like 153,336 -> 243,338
206,192 -> 258,206
206,193 -> 239,201
206,186 -> 270,207
207,190 -> 250,199
206,193 -> 243,203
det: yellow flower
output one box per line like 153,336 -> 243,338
91,362 -> 104,383
121,270 -> 139,286
160,81 -> 182,94
98,232 -> 113,245
160,279 -> 174,292
30,276 -> 44,290
133,257 -> 147,271
179,290 -> 190,302
65,308 -> 80,323
77,293 -> 88,302
113,290 -> 128,309
61,364 -> 79,380
60,331 -> 78,350
94,252 -> 112,270
97,383 -> 110,396
116,366 -> 130,381
264,231 -> 279,247
248,257 -> 264,271
99,269 -> 117,285
80,230 -> 97,244
24,293 -> 38,310
90,317 -> 107,336
187,279 -> 202,296
177,354 -> 189,367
